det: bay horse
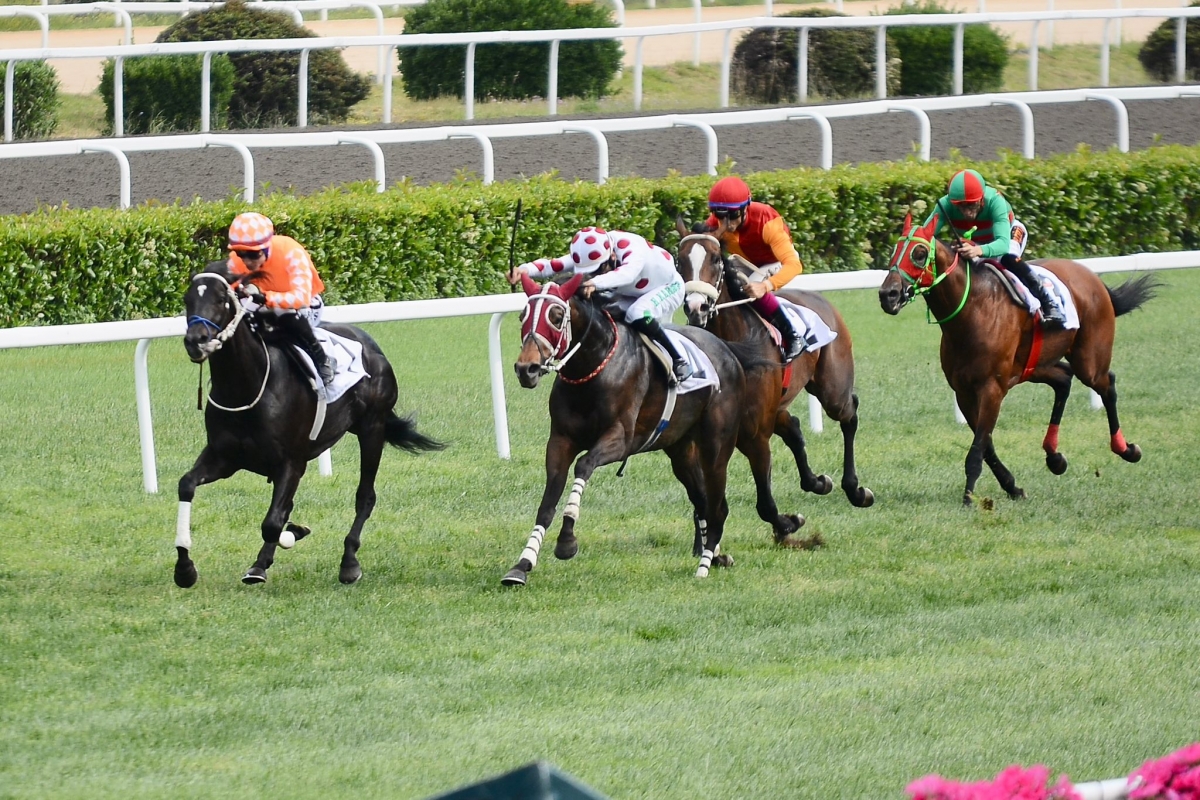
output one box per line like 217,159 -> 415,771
675,222 -> 874,542
177,262 -> 443,587
879,213 -> 1156,506
502,272 -> 749,585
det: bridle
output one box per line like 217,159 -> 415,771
519,283 -> 609,380
887,200 -> 970,324
187,272 -> 270,411
680,233 -> 733,324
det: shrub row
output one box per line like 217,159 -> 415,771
3,145 -> 1200,327
0,60 -> 59,140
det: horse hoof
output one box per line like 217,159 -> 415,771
501,568 -> 528,586
713,554 -> 735,569
851,486 -> 875,508
174,561 -> 198,589
286,523 -> 311,543
339,565 -> 362,585
242,567 -> 267,585
554,536 -> 578,560
805,474 -> 834,495
963,492 -> 974,507
1046,452 -> 1068,475
1008,488 -> 1028,501
1120,444 -> 1142,463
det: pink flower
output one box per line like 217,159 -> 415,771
1129,743 -> 1200,800
907,765 -> 1080,800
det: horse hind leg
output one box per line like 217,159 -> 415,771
174,447 -> 239,588
1094,371 -> 1142,463
1035,361 -> 1074,475
735,433 -> 804,547
337,426 -> 387,585
244,460 -> 307,585
775,410 -> 833,496
832,392 -> 874,508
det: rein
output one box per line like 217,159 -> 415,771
681,233 -> 745,318
889,226 -> 969,325
188,272 -> 271,412
557,310 -> 619,385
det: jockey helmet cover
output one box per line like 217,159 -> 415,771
708,176 -> 752,211
948,169 -> 986,205
228,212 -> 275,251
569,227 -> 614,274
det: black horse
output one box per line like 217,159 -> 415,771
176,262 -> 443,587
502,273 -> 753,585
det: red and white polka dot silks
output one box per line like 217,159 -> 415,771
568,227 -> 613,274
227,212 -> 274,251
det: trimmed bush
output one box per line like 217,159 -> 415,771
397,0 -> 622,101
1139,3 -> 1200,81
151,0 -> 369,128
3,145 -> 1200,327
0,61 -> 59,141
884,0 -> 1008,96
732,8 -> 899,104
100,55 -> 236,135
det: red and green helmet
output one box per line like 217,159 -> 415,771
947,169 -> 986,205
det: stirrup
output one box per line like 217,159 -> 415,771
672,359 -> 694,384
1039,306 -> 1065,328
781,338 -> 804,362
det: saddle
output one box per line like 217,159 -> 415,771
980,259 -> 1029,309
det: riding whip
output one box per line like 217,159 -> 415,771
506,198 -> 523,290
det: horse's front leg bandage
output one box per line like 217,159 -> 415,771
563,478 -> 587,521
518,525 -> 547,569
175,501 -> 193,550
696,548 -> 714,578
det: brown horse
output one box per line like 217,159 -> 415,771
879,213 -> 1156,506
675,223 -> 874,541
502,273 -> 749,585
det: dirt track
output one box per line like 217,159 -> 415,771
3,96 -> 1200,216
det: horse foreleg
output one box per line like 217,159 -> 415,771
667,442 -> 708,557
338,426 -> 386,585
243,460 -> 307,585
982,438 -> 1025,501
695,441 -> 733,579
961,384 -> 1008,506
774,411 -> 833,496
174,446 -> 239,588
502,434 -> 580,587
1094,371 -> 1142,463
736,432 -> 804,546
1031,361 -> 1074,475
554,430 -> 629,562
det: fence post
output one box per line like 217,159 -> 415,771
134,338 -> 158,494
114,56 -> 124,137
298,48 -> 310,127
797,27 -> 808,103
1100,18 -> 1111,87
876,25 -> 888,99
201,52 -> 213,132
634,37 -> 645,110
465,42 -> 476,120
720,28 -> 733,107
1177,16 -> 1187,84
488,312 -> 511,460
1029,21 -> 1040,90
383,44 -> 396,123
548,39 -> 560,116
4,59 -> 13,143
953,23 -> 964,95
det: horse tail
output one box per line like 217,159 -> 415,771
1107,274 -> 1159,317
724,339 -> 782,372
384,412 -> 446,453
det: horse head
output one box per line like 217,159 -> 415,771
184,261 -> 247,363
514,273 -> 586,388
879,212 -> 947,315
675,219 -> 726,327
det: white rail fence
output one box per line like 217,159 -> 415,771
0,252 -> 1193,494
4,7 -> 1200,140
4,86 -> 1198,205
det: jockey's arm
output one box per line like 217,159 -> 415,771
977,195 -> 1015,259
260,247 -> 315,310
588,252 -> 643,292
522,256 -> 572,279
761,217 -> 804,290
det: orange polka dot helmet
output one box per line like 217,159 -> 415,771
228,212 -> 274,251
569,227 -> 614,274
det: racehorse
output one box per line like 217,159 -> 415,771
177,262 -> 443,587
675,222 -> 874,543
879,213 -> 1156,506
502,272 -> 749,585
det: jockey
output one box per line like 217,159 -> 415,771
226,212 -> 336,389
705,176 -> 806,361
924,168 -> 1065,327
509,226 -> 693,384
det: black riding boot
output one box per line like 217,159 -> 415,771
769,307 -> 805,362
1002,255 -> 1065,328
276,313 -> 335,388
632,317 -> 693,385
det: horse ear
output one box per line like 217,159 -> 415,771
902,212 -> 913,233
520,273 -> 541,296
675,215 -> 689,238
559,273 -> 586,299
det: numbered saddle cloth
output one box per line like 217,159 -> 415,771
776,298 -> 838,353
1000,264 -> 1081,330
293,328 -> 371,403
644,330 -> 721,394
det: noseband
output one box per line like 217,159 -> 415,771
188,272 -> 247,358
680,233 -> 725,321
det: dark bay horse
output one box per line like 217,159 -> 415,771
675,224 -> 874,542
502,272 -> 749,585
879,213 -> 1156,506
178,262 -> 443,587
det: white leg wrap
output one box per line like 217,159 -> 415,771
519,525 -> 546,569
175,501 -> 193,550
697,518 -> 708,548
563,478 -> 587,521
696,548 -> 714,578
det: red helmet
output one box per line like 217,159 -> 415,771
948,169 -> 985,205
568,227 -> 613,274
228,212 -> 274,251
708,176 -> 752,211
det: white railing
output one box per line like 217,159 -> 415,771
3,86 -> 1196,205
4,8 -> 1200,138
0,251 -> 1194,493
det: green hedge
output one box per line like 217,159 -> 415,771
3,146 -> 1200,327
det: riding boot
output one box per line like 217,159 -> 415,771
769,307 -> 805,362
276,313 -> 335,388
1003,256 -> 1065,328
632,317 -> 693,385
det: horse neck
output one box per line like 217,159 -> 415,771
558,297 -> 622,382
208,316 -> 269,394
922,243 -> 974,326
710,283 -> 760,343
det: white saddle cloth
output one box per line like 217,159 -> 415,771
292,328 -> 371,403
776,298 -> 838,352
648,330 -> 721,394
1001,265 -> 1081,330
